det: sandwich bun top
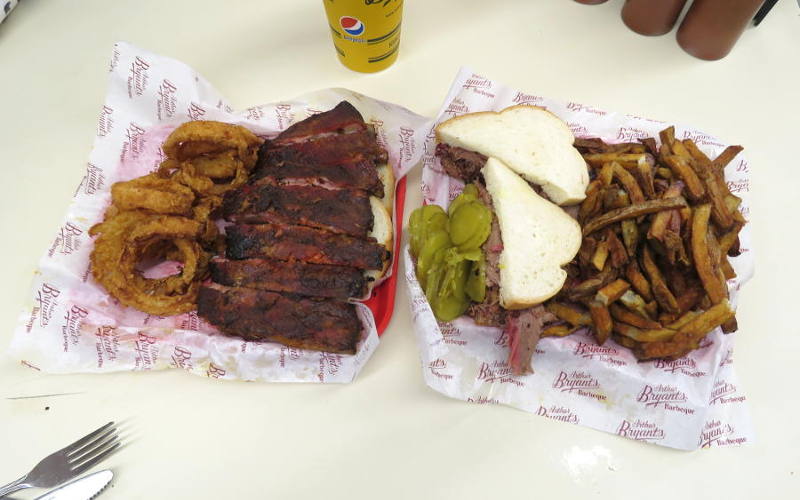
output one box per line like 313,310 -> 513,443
481,157 -> 582,309
435,105 -> 589,206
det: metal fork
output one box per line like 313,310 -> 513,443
0,422 -> 120,497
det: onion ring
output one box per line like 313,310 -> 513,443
91,120 -> 263,316
172,160 -> 250,197
90,212 -> 206,316
161,121 -> 261,167
111,174 -> 195,215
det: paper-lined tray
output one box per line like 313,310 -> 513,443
405,68 -> 754,450
9,42 -> 432,383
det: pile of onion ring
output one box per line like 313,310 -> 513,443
157,120 -> 261,197
89,121 -> 262,316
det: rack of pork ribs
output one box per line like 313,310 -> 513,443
197,102 -> 390,354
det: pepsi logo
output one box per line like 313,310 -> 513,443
340,16 -> 365,36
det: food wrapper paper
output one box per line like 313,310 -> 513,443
9,42 -> 431,383
405,68 -> 755,450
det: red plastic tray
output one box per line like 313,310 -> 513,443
364,176 -> 406,336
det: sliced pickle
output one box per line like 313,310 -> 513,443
416,229 -> 451,289
432,292 -> 470,322
453,203 -> 492,251
447,195 -> 476,219
409,204 -> 448,257
424,247 -> 449,305
466,254 -> 487,303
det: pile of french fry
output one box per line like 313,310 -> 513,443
542,127 -> 745,361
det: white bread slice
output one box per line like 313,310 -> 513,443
482,157 -> 581,309
376,163 -> 395,212
436,105 -> 589,205
364,195 -> 394,286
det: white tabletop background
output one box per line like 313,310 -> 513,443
1,1 -> 798,498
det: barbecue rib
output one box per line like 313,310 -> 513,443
198,101 -> 396,354
210,257 -> 367,300
226,223 -> 388,270
270,101 -> 367,146
197,283 -> 362,354
251,155 -> 384,197
218,182 -> 373,238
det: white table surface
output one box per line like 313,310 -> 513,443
1,1 -> 798,498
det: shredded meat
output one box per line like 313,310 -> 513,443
506,306 -> 558,375
467,183 -> 505,326
435,143 -> 487,183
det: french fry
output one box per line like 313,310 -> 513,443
721,316 -> 738,334
548,131 -> 746,362
659,126 -> 676,152
546,302 -> 592,326
612,162 -> 646,204
612,333 -> 638,349
588,300 -> 612,345
578,236 -> 598,268
670,139 -> 693,162
574,137 -> 610,153
656,167 -> 673,179
718,221 -> 744,256
591,240 -> 609,271
699,166 -> 734,229
641,245 -> 680,313
608,142 -> 647,154
648,183 -> 684,243
624,261 -> 652,301
578,187 -> 603,223
720,255 -> 736,280
635,300 -> 735,360
584,153 -> 646,169
706,225 -> 722,267
666,310 -> 702,329
613,322 -> 676,343
663,155 -> 705,201
583,198 -> 686,235
639,137 -> 659,156
621,219 -> 640,256
711,145 -> 744,173
610,304 -> 661,329
604,188 -> 630,210
724,193 -> 742,214
599,162 -> 615,186
596,279 -> 631,306
574,137 -> 609,153
691,205 -> 727,304
681,139 -> 713,165
676,285 -> 704,313
619,290 -> 651,319
542,324 -> 582,338
663,230 -> 689,266
567,263 -> 617,300
606,229 -> 629,268
636,154 -> 657,199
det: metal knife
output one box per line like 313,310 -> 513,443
34,470 -> 113,500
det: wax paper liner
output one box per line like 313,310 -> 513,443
8,42 -> 432,383
405,68 -> 754,450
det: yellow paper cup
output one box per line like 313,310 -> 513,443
323,0 -> 404,73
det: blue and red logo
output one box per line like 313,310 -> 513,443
339,16 -> 365,36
